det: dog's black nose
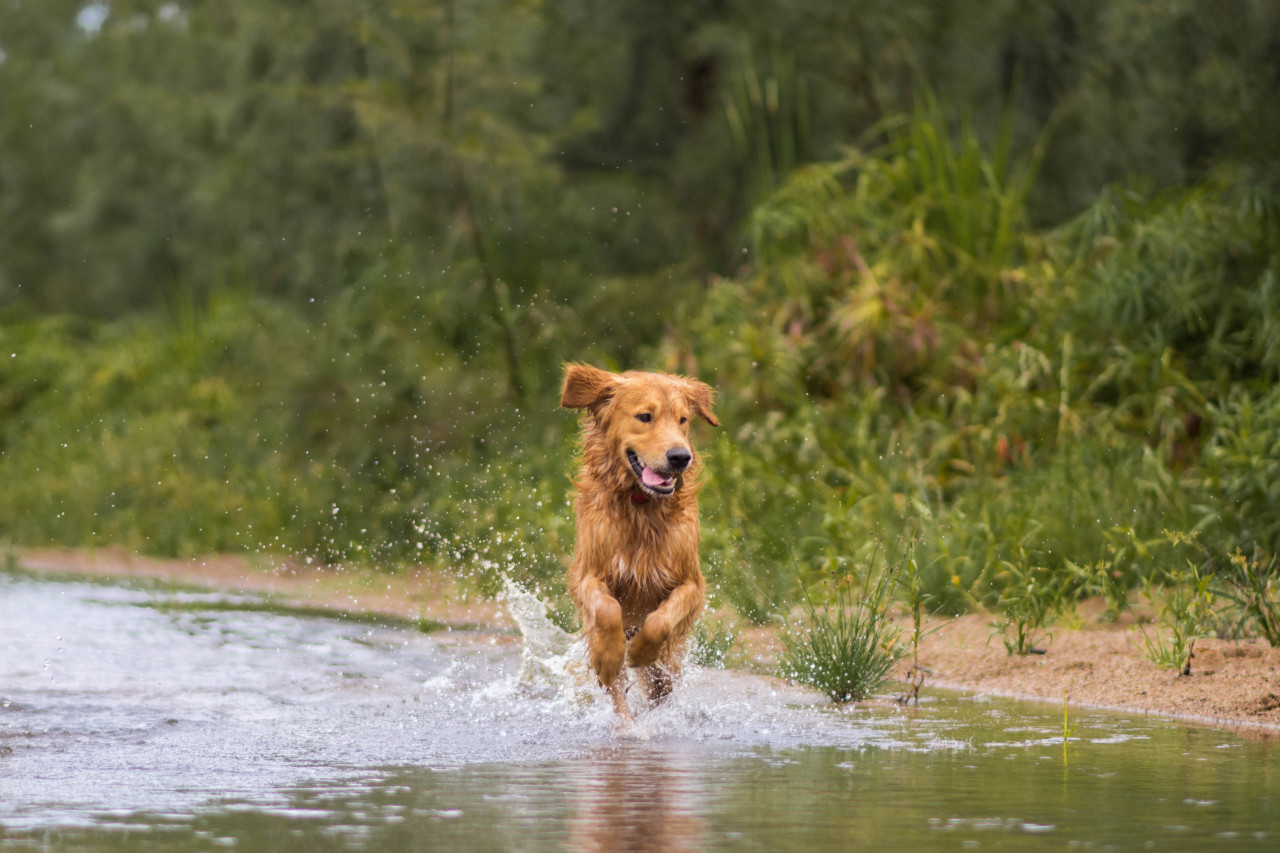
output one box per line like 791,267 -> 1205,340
666,447 -> 692,472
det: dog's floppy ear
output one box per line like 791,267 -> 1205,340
561,363 -> 619,412
685,379 -> 720,427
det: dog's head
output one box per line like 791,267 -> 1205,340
561,363 -> 719,499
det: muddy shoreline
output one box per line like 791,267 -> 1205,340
12,548 -> 1280,733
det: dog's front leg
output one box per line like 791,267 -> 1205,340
577,575 -> 626,688
626,581 -> 703,668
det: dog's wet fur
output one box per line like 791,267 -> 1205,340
560,364 -> 718,718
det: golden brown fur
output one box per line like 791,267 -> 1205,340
560,363 -> 719,715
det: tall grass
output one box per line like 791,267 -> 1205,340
723,36 -> 811,202
1135,559 -> 1215,675
778,547 -> 905,703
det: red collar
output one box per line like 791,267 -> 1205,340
630,490 -> 649,503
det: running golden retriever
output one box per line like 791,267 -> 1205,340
560,363 -> 719,717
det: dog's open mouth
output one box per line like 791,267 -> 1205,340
626,450 -> 676,496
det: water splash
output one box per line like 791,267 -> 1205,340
499,576 -> 595,707
495,576 -> 897,744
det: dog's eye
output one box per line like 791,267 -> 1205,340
636,413 -> 652,423
680,417 -> 688,425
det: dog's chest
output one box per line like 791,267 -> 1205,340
576,493 -> 697,595
606,540 -> 682,596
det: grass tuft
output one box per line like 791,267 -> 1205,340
778,546 -> 904,703
688,616 -> 738,669
1133,545 -> 1215,675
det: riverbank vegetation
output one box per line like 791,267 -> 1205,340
3,1 -> 1280,654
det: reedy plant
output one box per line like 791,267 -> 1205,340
1134,558 -> 1215,676
896,532 -> 937,704
717,92 -> 1053,407
989,547 -> 1068,655
1060,178 -> 1280,397
1216,548 -> 1280,648
874,90 -> 1055,316
779,545 -> 905,703
723,36 -> 811,204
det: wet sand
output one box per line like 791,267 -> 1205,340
14,548 -> 1280,732
912,609 -> 1280,732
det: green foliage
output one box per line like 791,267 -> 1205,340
779,547 -> 905,703
1062,180 -> 1280,400
1069,527 -> 1167,622
665,94 -> 1276,628
5,0 -> 1280,316
0,286 -> 576,579
688,615 -> 738,669
1217,548 -> 1280,648
1134,554 -> 1216,675
721,36 -> 810,203
988,551 -> 1066,656
691,95 -> 1046,411
1200,385 -> 1280,558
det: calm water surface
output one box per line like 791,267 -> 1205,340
1,571 -> 1276,851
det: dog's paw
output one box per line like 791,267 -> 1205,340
590,629 -> 626,687
626,614 -> 670,668
592,643 -> 624,687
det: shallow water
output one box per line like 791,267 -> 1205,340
1,571 -> 1277,851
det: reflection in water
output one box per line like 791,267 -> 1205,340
568,748 -> 706,853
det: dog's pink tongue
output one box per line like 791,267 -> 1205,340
641,466 -> 673,488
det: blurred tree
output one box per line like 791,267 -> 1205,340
1,0 -> 1277,325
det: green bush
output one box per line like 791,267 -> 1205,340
1200,385 -> 1280,558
